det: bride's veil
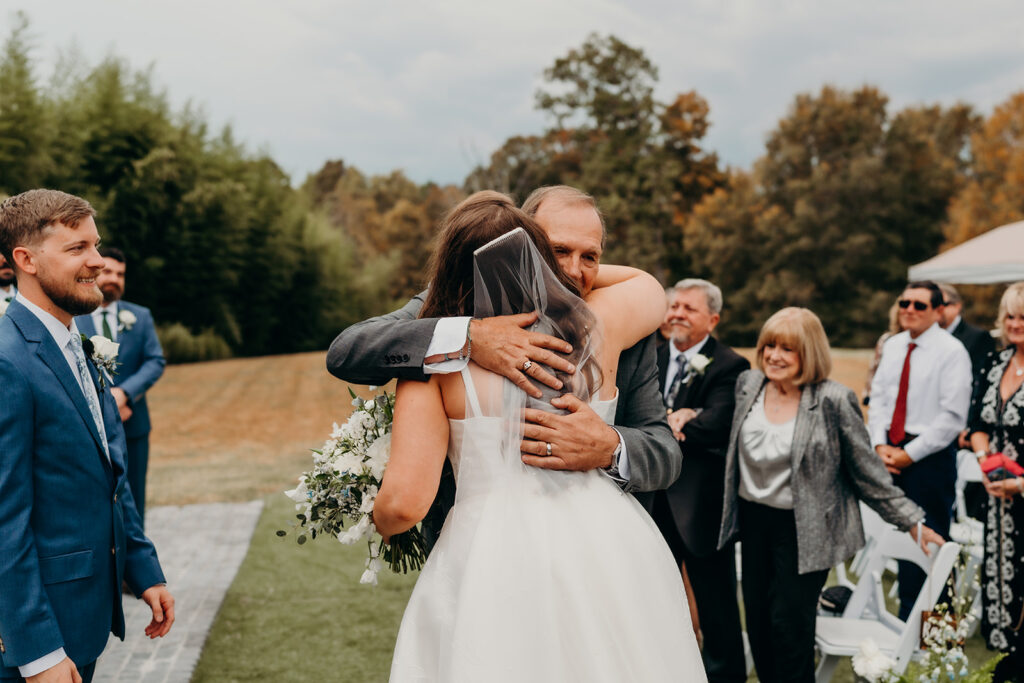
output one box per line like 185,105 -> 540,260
471,226 -> 602,409
451,226 -> 603,502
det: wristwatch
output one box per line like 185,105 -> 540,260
606,440 -> 624,475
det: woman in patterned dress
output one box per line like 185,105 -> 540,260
968,281 -> 1024,680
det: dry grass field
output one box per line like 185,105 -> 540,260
146,348 -> 873,506
146,352 -> 393,506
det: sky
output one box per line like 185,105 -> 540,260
5,1 -> 1023,186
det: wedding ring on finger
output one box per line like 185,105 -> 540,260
545,442 -> 552,457
522,360 -> 533,372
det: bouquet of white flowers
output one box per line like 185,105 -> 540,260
280,387 -> 427,585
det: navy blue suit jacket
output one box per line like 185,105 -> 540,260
76,301 -> 165,439
0,300 -> 165,674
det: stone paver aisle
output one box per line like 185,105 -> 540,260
95,501 -> 263,683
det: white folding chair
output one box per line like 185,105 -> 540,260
814,529 -> 961,682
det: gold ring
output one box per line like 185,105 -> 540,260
545,442 -> 552,456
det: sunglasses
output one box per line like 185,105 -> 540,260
898,299 -> 930,311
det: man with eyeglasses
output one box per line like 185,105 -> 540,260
868,280 -> 972,620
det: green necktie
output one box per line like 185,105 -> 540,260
102,311 -> 114,340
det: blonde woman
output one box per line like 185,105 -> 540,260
717,307 -> 942,682
968,282 -> 1024,681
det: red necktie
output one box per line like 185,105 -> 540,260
888,342 -> 917,445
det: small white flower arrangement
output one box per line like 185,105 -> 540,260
117,308 -> 137,331
689,353 -> 712,375
851,639 -> 899,682
82,333 -> 119,391
280,387 -> 426,586
0,298 -> 8,316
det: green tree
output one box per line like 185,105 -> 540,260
686,86 -> 977,346
469,34 -> 724,281
0,12 -> 50,192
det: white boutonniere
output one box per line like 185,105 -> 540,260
82,334 -> 119,391
117,309 -> 137,331
0,298 -> 8,316
684,353 -> 712,384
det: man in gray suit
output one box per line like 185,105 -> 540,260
327,186 -> 679,544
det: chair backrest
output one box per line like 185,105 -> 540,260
954,449 -> 983,522
892,540 -> 961,667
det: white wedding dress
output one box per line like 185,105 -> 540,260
388,365 -> 706,682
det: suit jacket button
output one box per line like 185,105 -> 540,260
402,354 -> 409,362
113,493 -> 118,502
111,546 -> 116,555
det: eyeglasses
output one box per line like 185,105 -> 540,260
898,299 -> 930,311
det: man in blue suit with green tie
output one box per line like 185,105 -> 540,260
76,248 -> 165,528
0,190 -> 174,683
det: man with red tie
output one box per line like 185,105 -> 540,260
868,280 -> 971,620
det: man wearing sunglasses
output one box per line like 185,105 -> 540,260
867,280 -> 972,620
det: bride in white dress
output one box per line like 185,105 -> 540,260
373,191 -> 706,682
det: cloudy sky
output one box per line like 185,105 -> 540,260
6,1 -> 1023,185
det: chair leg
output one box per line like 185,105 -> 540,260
815,653 -> 840,683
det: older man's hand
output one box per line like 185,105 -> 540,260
467,313 -> 575,399
521,394 -> 620,471
667,408 -> 699,441
875,444 -> 912,475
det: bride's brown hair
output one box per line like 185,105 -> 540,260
420,191 -> 578,318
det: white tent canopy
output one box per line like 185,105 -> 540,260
908,220 -> 1024,284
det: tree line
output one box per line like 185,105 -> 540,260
2,16 -> 1022,357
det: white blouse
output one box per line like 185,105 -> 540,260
738,387 -> 796,509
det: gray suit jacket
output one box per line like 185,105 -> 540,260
326,290 -> 680,496
718,370 -> 924,574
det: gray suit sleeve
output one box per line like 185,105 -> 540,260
835,386 -> 924,530
616,336 -> 682,493
326,291 -> 442,385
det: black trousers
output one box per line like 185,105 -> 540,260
739,499 -> 828,683
890,442 -> 956,621
653,493 -> 746,683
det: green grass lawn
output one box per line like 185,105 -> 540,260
193,495 -> 1000,682
191,494 -> 417,682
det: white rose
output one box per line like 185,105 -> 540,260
365,433 -> 392,481
360,557 -> 382,586
284,477 -> 308,503
337,514 -> 372,545
359,485 -> 379,514
0,299 -> 8,315
89,335 -> 119,360
690,353 -> 711,373
851,640 -> 896,681
117,309 -> 137,328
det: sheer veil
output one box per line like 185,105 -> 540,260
471,227 -> 602,409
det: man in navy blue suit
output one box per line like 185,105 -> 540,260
0,190 -> 174,683
76,248 -> 165,528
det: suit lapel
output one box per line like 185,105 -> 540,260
38,337 -> 110,458
730,370 -> 763,448
77,313 -> 97,337
675,336 -> 715,410
790,382 -> 820,471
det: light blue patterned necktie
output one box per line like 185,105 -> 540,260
69,332 -> 109,458
664,354 -> 688,408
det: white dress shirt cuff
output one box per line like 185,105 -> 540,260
616,431 -> 630,481
20,648 -> 67,677
904,439 -> 928,462
604,429 -> 630,482
423,317 -> 471,375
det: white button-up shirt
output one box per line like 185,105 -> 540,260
867,323 -> 972,461
91,301 -> 119,342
